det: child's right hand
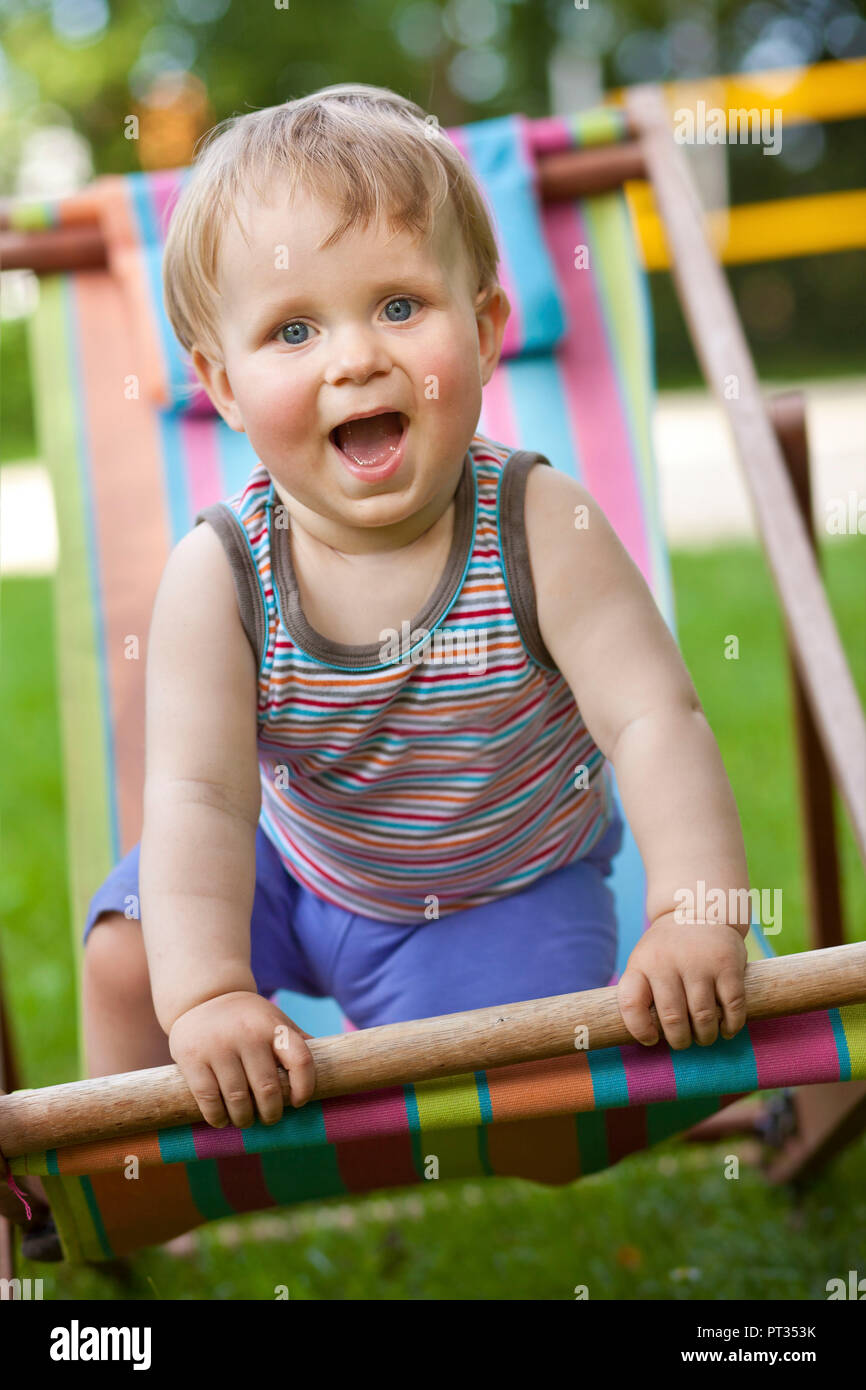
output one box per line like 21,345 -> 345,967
168,991 -> 316,1129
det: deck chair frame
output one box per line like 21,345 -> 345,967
1,85 -> 864,1280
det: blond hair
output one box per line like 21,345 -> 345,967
162,83 -> 501,371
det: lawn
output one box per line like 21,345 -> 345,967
1,533 -> 863,1300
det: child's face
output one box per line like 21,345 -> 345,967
193,182 -> 510,552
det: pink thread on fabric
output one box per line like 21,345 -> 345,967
5,1171 -> 32,1222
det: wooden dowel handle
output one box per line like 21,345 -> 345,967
0,142 -> 647,273
1,942 -> 864,1159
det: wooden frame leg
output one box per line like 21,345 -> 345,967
768,391 -> 845,951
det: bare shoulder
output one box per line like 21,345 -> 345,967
144,518 -> 259,793
522,463 -> 628,624
522,461 -> 698,759
151,517 -> 245,643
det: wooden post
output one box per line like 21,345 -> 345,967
768,392 -> 845,950
625,83 -> 866,865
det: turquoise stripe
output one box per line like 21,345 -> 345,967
128,176 -> 192,410
185,1158 -> 235,1220
494,353 -> 586,486
278,651 -> 569,700
262,777 -> 608,883
829,1007 -> 852,1081
79,1175 -> 114,1259
404,1085 -> 427,1176
158,1124 -> 198,1163
586,1046 -> 631,1106
259,1146 -> 346,1204
270,988 -> 345,1037
669,1029 -> 759,1097
460,115 -> 566,357
217,420 -> 262,498
475,1072 -> 493,1125
158,408 -> 192,544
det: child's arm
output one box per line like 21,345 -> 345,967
139,520 -> 315,1125
525,465 -> 749,1051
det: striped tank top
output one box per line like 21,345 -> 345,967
194,432 -> 615,923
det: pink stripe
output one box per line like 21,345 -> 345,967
446,123 -> 523,360
322,1087 -> 408,1144
751,1010 -> 842,1088
541,201 -> 651,584
479,361 -> 519,445
148,168 -> 185,242
526,114 -> 574,157
182,415 -> 223,516
190,1121 -> 247,1159
620,1042 -> 679,1103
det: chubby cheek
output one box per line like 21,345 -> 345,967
232,360 -> 318,456
413,331 -> 481,443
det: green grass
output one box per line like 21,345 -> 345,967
1,536 -> 864,1300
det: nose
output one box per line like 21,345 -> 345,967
323,321 -> 393,387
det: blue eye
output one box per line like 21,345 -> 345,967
277,321 -> 312,345
383,297 -> 417,322
275,297 -> 420,345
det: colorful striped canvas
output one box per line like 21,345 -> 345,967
12,991 -> 866,1262
10,104 -> 858,1263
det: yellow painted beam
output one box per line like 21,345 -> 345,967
609,58 -> 866,125
626,186 -> 866,269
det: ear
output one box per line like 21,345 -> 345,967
474,284 -> 510,388
190,348 -> 246,432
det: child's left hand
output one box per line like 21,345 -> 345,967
617,913 -> 748,1049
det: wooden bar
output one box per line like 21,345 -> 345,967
769,391 -> 845,951
625,83 -> 866,865
1,941 -> 864,1160
0,142 -> 647,273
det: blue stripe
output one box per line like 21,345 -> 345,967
158,410 -> 191,544
459,115 -> 566,357
127,174 -> 193,410
828,1007 -> 852,1082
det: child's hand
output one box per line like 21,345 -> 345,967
168,991 -> 316,1129
616,915 -> 748,1050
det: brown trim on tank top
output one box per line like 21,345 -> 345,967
498,450 -> 558,671
194,503 -> 266,667
268,448 -> 477,671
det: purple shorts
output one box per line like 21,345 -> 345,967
83,811 -> 623,1029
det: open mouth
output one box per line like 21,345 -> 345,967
329,411 -> 407,468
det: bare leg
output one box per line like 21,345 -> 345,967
82,912 -> 172,1076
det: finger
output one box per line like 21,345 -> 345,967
682,974 -> 722,1046
242,1044 -> 287,1126
272,1024 -> 317,1106
716,966 -> 747,1039
211,1054 -> 256,1129
184,1061 -> 229,1129
648,973 -> 692,1050
616,969 -> 660,1046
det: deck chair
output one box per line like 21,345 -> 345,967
1,88 -> 864,1268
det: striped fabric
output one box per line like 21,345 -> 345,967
11,103 -> 858,1263
13,984 -> 866,1261
197,438 -> 615,921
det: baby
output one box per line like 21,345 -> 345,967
81,83 -> 751,1132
